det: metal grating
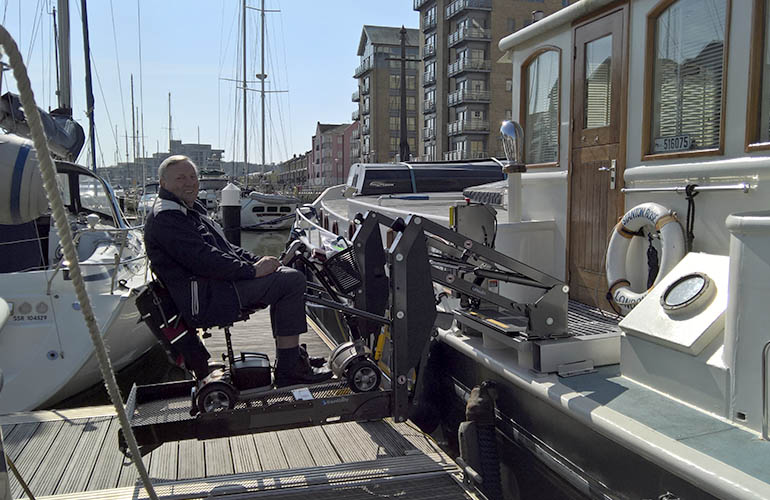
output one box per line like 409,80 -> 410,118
130,380 -> 359,426
234,381 -> 353,409
241,474 -> 472,499
567,300 -> 621,337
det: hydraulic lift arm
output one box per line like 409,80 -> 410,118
374,213 -> 569,340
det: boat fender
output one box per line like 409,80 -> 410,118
0,135 -> 47,225
459,381 -> 503,499
605,202 -> 685,314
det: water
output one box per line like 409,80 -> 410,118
240,229 -> 291,258
54,229 -> 291,409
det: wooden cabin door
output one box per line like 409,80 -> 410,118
568,6 -> 627,308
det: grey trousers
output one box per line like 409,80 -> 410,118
234,266 -> 307,337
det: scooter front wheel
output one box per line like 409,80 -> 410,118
197,381 -> 237,413
346,359 -> 381,393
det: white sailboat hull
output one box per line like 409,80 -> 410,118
0,258 -> 155,413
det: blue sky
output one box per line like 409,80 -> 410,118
1,0 -> 418,167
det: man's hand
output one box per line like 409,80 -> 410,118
254,256 -> 281,278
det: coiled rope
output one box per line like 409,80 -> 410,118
0,25 -> 158,500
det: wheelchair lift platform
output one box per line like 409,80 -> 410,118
121,379 -> 392,456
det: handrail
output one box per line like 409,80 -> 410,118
620,182 -> 753,194
762,342 -> 770,441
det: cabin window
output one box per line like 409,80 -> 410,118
279,207 -> 291,213
267,206 -> 278,213
646,0 -> 728,156
521,48 -> 560,165
747,0 -> 770,150
253,206 -> 265,213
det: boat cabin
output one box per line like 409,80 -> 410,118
344,159 -> 505,196
500,0 -> 770,437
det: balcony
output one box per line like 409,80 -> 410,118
352,109 -> 360,121
424,99 -> 436,113
361,85 -> 370,96
447,119 -> 490,135
362,102 -> 370,115
352,128 -> 360,139
448,27 -> 491,48
354,58 -> 372,78
422,44 -> 436,59
422,72 -> 436,86
445,0 -> 491,20
443,150 -> 488,161
352,90 -> 360,102
447,58 -> 491,77
414,0 -> 432,9
363,124 -> 371,135
422,14 -> 436,31
448,89 -> 490,106
423,127 -> 436,140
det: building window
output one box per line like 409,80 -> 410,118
507,18 -> 516,32
406,75 -> 416,90
389,96 -> 400,110
506,79 -> 512,92
390,137 -> 399,152
407,96 -> 416,111
522,48 -> 560,165
747,0 -> 770,150
645,0 -> 727,156
390,117 -> 400,130
390,74 -> 401,89
408,117 -> 416,131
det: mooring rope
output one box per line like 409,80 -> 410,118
0,25 -> 158,500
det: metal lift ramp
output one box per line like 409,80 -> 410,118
119,212 -> 437,457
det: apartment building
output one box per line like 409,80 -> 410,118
413,0 -> 568,161
352,25 -> 420,164
311,122 -> 350,187
277,152 -> 310,188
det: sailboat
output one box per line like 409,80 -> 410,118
0,0 -> 155,413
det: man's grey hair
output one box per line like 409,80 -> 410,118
158,155 -> 197,181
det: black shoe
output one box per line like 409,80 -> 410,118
300,343 -> 327,368
275,355 -> 333,387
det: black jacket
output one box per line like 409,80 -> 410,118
144,187 -> 258,328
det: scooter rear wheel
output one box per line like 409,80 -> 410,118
346,359 -> 381,393
197,381 -> 237,413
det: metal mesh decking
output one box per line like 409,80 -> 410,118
567,300 -> 621,337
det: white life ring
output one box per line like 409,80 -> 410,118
605,202 -> 686,314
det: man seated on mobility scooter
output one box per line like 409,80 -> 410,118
143,155 -> 332,387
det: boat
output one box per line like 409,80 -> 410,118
0,133 -> 155,413
305,159 -> 506,238
134,181 -> 159,217
240,191 -> 300,230
197,168 -> 229,211
298,1 -> 770,498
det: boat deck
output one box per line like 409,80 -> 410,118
0,311 -> 474,500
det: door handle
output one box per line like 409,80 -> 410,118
597,160 -> 616,189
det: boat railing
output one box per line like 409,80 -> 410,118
620,182 -> 753,194
762,342 -> 770,441
45,225 -> 147,295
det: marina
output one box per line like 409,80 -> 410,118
0,313 -> 472,500
4,0 -> 770,499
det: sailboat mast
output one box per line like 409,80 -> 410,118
242,0 -> 248,179
56,0 -> 71,114
130,75 -> 136,162
168,92 -> 172,148
261,0 -> 265,172
80,0 -> 97,171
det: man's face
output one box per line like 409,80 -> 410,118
161,161 -> 199,207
